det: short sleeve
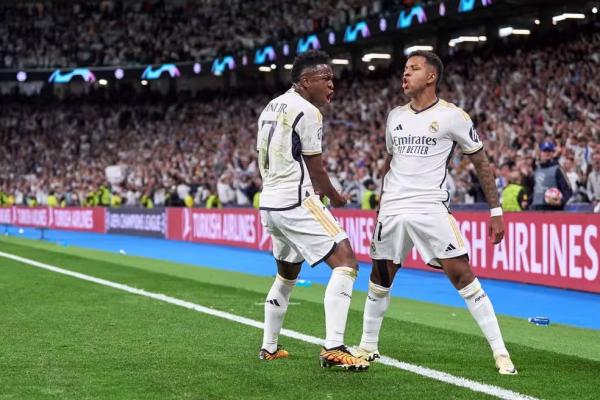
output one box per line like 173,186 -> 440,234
449,108 -> 484,155
385,111 -> 394,155
297,108 -> 323,155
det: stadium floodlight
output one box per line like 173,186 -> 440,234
499,27 -> 531,37
114,68 -> 124,79
404,45 -> 433,56
141,80 -> 148,86
258,66 -> 271,72
98,79 -> 108,86
332,59 -> 349,65
368,65 -> 375,71
16,71 -> 27,82
593,7 -> 598,14
193,63 -> 202,74
552,13 -> 585,23
448,36 -> 486,47
284,64 -> 293,70
270,64 -> 276,69
534,19 -> 540,25
361,53 -> 391,62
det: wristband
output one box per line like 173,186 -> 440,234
490,207 -> 503,217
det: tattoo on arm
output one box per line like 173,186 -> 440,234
468,150 -> 500,208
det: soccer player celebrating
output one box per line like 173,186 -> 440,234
256,50 -> 368,371
353,51 -> 517,375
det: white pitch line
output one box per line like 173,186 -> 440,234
1,250 -> 540,400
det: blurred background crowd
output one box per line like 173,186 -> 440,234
1,0 -> 437,69
0,0 -> 598,212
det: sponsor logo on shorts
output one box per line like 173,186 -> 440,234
445,243 -> 456,252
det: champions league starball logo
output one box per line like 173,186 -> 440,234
469,126 -> 480,142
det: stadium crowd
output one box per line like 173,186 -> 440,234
0,21 -> 599,211
0,0 -> 433,69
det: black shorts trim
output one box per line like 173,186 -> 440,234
310,242 -> 337,267
260,202 -> 301,211
274,258 -> 304,266
426,262 -> 444,270
429,253 -> 470,269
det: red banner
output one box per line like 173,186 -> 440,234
453,212 -> 599,293
10,205 -> 596,293
333,209 -> 600,293
168,207 -> 600,293
167,208 -> 267,250
2,206 -> 106,233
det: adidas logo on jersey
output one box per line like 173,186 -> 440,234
445,243 -> 456,252
393,123 -> 403,131
266,299 -> 281,306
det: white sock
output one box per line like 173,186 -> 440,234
459,278 -> 508,357
262,274 -> 296,353
324,266 -> 356,349
359,281 -> 391,352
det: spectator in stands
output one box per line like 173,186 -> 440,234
588,151 -> 600,212
531,141 -> 572,211
360,179 -> 378,210
217,172 -> 236,206
501,171 -> 528,212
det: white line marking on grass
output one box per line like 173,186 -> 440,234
1,251 -> 540,400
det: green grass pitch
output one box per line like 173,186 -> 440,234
1,236 -> 599,399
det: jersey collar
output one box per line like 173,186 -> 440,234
410,98 -> 440,114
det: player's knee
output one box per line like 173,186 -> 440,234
370,259 -> 397,288
276,260 -> 302,280
451,270 -> 475,290
330,240 -> 358,270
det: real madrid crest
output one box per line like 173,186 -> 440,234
429,121 -> 439,133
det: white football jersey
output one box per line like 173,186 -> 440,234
380,98 -> 483,215
257,88 -> 323,210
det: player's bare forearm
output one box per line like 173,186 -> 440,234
468,149 -> 500,208
303,153 -> 345,206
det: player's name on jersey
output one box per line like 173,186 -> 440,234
264,102 -> 288,114
391,134 -> 438,155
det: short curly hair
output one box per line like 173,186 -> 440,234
290,50 -> 330,83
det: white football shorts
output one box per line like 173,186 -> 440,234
369,212 -> 467,267
260,195 -> 348,266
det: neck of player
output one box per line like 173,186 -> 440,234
410,89 -> 438,112
293,85 -> 313,106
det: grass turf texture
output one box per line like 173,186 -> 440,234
1,237 -> 599,399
